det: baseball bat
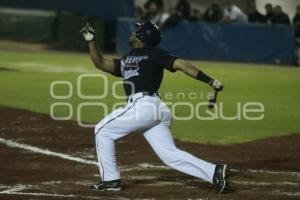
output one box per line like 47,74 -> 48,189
208,89 -> 219,109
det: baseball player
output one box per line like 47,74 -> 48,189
81,21 -> 229,193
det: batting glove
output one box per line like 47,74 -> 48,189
80,23 -> 95,42
210,79 -> 224,91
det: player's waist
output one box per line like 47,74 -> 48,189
128,91 -> 159,103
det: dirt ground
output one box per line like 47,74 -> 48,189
0,106 -> 299,200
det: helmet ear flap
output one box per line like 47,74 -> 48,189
135,23 -> 144,42
135,29 -> 143,41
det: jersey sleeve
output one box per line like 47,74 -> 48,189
111,58 -> 122,77
156,49 -> 177,72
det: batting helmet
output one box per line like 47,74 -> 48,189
135,21 -> 161,46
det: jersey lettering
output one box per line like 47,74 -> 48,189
121,56 -> 148,79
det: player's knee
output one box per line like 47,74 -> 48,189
95,129 -> 112,143
95,125 -> 117,143
95,127 -> 108,138
94,121 -> 105,135
94,126 -> 100,135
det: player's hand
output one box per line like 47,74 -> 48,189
210,79 -> 224,91
80,23 -> 95,42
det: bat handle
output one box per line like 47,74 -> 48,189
208,89 -> 218,109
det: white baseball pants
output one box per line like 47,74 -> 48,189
94,92 -> 216,183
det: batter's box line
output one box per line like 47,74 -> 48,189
0,137 -> 98,166
1,137 -> 300,178
0,191 -> 124,200
0,184 -> 29,194
0,183 -> 128,200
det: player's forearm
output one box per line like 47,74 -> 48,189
88,41 -> 105,69
174,59 -> 213,84
87,41 -> 115,74
81,23 -> 104,69
174,59 -> 223,91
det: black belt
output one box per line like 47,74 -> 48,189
142,91 -> 159,97
128,92 -> 159,103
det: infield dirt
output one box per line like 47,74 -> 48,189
0,106 -> 299,199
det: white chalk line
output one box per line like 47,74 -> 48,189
0,137 -> 98,166
121,163 -> 170,172
247,169 -> 300,177
240,188 -> 300,197
122,164 -> 300,179
1,136 -> 300,186
3,137 -> 300,198
0,184 -> 28,194
1,137 -> 300,177
272,190 -> 300,197
1,137 -> 300,178
0,184 -> 127,200
0,191 -> 110,200
232,180 -> 299,186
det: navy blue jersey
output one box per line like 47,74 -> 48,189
113,47 -> 177,96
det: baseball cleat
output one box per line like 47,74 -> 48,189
90,179 -> 122,191
213,164 -> 229,193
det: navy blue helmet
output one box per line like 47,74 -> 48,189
135,21 -> 161,46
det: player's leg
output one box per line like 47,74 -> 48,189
144,101 -> 229,192
94,106 -> 132,183
143,123 -> 216,183
92,96 -> 160,190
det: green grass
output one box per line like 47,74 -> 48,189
0,49 -> 300,144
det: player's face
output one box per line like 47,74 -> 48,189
129,32 -> 141,48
